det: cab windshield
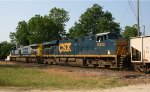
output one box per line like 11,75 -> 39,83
108,33 -> 120,39
96,35 -> 107,42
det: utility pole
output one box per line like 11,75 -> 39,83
143,25 -> 145,36
137,0 -> 140,36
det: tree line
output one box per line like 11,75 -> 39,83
10,7 -> 69,46
0,4 -> 138,60
10,4 -> 138,46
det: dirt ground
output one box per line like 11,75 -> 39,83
43,84 -> 149,92
0,61 -> 150,92
0,84 -> 150,92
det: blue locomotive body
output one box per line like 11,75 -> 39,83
46,32 -> 121,56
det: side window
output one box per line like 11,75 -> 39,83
108,33 -> 119,39
97,36 -> 103,42
104,35 -> 107,40
96,36 -> 104,42
96,35 -> 107,42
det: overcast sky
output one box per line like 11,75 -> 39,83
0,0 -> 150,42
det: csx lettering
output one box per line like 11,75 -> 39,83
97,43 -> 105,46
59,43 -> 71,53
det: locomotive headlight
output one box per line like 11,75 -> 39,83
108,50 -> 110,54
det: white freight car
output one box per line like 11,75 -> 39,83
130,36 -> 150,72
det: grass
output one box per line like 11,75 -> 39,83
0,64 -> 126,89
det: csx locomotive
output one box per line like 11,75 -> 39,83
10,32 -> 131,69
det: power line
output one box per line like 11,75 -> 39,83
119,4 -> 129,23
128,0 -> 137,20
130,0 -> 136,14
128,0 -> 145,36
139,2 -> 145,35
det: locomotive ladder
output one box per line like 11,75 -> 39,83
116,40 -> 128,69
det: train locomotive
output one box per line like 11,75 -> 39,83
10,32 -> 131,69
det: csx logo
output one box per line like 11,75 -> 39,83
59,43 -> 71,53
23,48 -> 28,53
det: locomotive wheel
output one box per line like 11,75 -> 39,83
83,59 -> 89,66
105,65 -> 110,69
36,57 -> 43,64
65,58 -> 70,66
50,62 -> 53,65
45,61 -> 48,64
93,64 -> 99,68
134,64 -> 141,72
26,58 -> 29,63
134,64 -> 145,72
144,66 -> 150,74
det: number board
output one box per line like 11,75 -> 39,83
97,43 -> 105,46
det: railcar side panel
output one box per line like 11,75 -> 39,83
130,36 -> 150,63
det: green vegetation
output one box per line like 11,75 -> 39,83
69,4 -> 120,38
9,4 -> 139,46
10,4 -> 121,46
0,64 -> 125,89
122,24 -> 138,39
10,7 -> 69,45
0,41 -> 13,60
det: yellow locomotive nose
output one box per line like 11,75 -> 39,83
37,44 -> 43,57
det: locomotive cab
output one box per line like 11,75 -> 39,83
96,32 -> 109,42
96,34 -> 108,42
96,32 -> 121,55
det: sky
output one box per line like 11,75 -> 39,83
0,0 -> 150,42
